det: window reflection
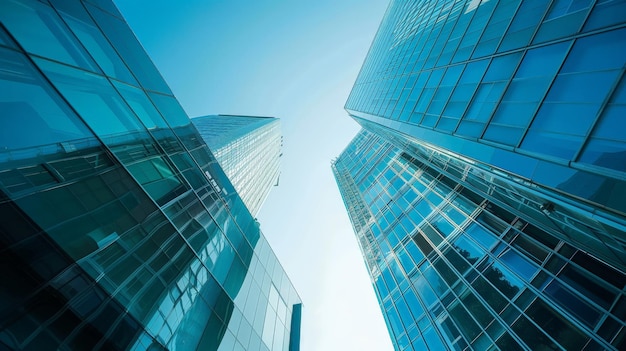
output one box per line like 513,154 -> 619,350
0,47 -> 93,153
0,0 -> 99,71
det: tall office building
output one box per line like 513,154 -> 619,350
192,115 -> 282,216
0,1 -> 301,350
335,0 -> 626,350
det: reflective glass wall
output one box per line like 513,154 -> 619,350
192,115 -> 282,216
0,1 -> 301,350
338,3 -> 626,348
333,130 -> 626,351
345,0 -> 626,222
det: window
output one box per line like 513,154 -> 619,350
33,57 -> 145,137
85,2 -> 171,93
486,42 -> 571,146
0,48 -> 94,153
533,0 -> 593,43
0,0 -> 99,71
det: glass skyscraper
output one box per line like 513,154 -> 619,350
0,1 -> 300,350
334,0 -> 626,350
192,115 -> 282,216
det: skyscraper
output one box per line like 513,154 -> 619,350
192,115 -> 282,216
0,1 -> 300,350
334,0 -> 626,350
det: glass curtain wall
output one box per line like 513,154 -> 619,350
0,1 -> 301,350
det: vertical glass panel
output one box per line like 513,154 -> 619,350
499,248 -> 537,281
485,42 -> 570,145
520,121 -> 586,159
126,158 -> 186,205
148,92 -> 192,128
521,30 -> 626,160
0,23 -> 17,48
472,0 -> 521,58
484,52 -> 523,82
583,0 -> 626,31
558,263 -> 616,309
50,0 -> 138,85
533,0 -> 593,43
464,223 -> 497,250
452,236 -> 483,265
561,28 -> 626,73
511,315 -> 559,350
498,0 -> 551,52
543,280 -> 602,328
112,81 -> 169,129
33,57 -> 145,137
513,41 -> 570,79
0,0 -> 99,72
473,276 -> 508,312
580,71 -> 626,171
448,302 -> 481,342
453,0 -> 497,62
85,2 -> 171,93
485,262 -> 524,300
525,298 -> 590,350
0,47 -> 94,153
414,275 -> 437,307
423,326 -> 447,351
423,266 -> 448,295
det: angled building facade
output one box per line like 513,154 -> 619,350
0,1 -> 300,350
335,0 -> 626,350
192,115 -> 282,216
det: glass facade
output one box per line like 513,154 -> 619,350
336,0 -> 626,350
192,115 -> 282,216
0,1 -> 301,350
333,130 -> 626,351
346,0 -> 626,218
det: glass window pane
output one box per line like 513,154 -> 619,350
464,223 -> 497,250
148,92 -> 191,128
51,0 -> 138,84
525,298 -> 590,350
484,262 -> 523,299
85,2 -> 171,93
533,0 -> 593,43
499,248 -> 537,280
584,0 -> 626,31
34,58 -> 146,138
544,280 -> 602,328
561,28 -> 626,73
484,52 -> 523,82
521,128 -> 584,159
580,137 -> 626,172
112,81 -> 169,129
0,47 -> 93,153
515,41 -> 570,78
498,0 -> 551,52
0,0 -> 99,71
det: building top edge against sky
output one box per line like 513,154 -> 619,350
191,115 -> 282,216
215,114 -> 279,120
0,0 -> 300,350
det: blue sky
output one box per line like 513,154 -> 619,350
115,1 -> 392,349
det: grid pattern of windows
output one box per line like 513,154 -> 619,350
0,1 -> 300,350
345,0 -> 626,218
333,130 -> 626,351
338,5 -> 626,348
192,115 -> 282,216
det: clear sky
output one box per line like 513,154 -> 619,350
114,1 -> 392,350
